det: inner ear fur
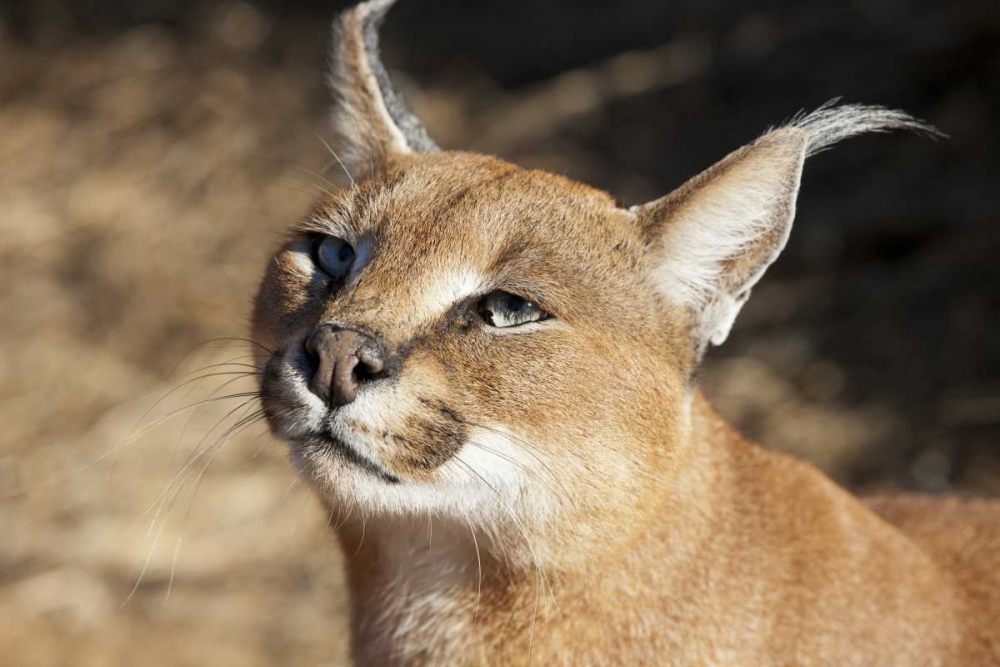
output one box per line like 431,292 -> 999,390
635,103 -> 939,357
329,0 -> 438,180
638,128 -> 808,353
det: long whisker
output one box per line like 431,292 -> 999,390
174,399 -> 263,487
463,439 -> 555,487
115,339 -> 271,606
285,173 -> 339,199
316,132 -> 356,187
286,482 -> 316,537
354,509 -> 368,556
458,419 -> 578,513
138,397 -> 262,520
326,503 -> 342,532
180,409 -> 267,526
145,402 -> 264,545
133,370 -> 260,433
32,392 -> 264,497
465,513 -> 483,620
132,428 -> 243,581
470,424 -> 566,485
450,458 -> 512,571
334,502 -> 355,531
165,536 -> 182,603
294,164 -> 341,191
120,392 -> 262,461
127,405 -> 264,606
181,360 -> 265,375
118,361 -> 261,478
169,373 -> 263,469
251,427 -> 275,460
166,336 -> 272,379
177,410 -> 267,527
463,440 -> 570,524
163,356 -> 265,432
277,182 -> 326,200
451,457 -> 554,639
122,500 -> 169,607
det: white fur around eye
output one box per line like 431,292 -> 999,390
285,241 -> 318,278
486,318 -> 565,337
421,269 -> 483,318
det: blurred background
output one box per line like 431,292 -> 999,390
1,0 -> 997,664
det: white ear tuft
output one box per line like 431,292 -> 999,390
638,102 -> 939,357
786,100 -> 944,156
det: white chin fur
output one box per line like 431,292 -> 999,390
289,424 -> 561,528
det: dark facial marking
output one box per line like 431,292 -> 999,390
393,397 -> 468,471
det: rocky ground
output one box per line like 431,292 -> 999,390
1,1 -> 997,664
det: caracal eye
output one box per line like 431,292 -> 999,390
314,236 -> 356,280
478,290 -> 549,328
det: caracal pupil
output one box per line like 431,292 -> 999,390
249,1 -> 1000,664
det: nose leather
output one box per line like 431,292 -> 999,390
304,325 -> 386,406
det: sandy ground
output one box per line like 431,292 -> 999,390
1,2 -> 997,665
0,12 -> 357,664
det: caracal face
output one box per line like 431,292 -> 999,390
250,0 -> 932,537
251,150 -> 690,525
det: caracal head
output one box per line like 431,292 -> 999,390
251,0 -> 936,539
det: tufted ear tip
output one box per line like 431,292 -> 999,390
786,100 -> 943,155
328,0 -> 437,179
638,102 -> 935,358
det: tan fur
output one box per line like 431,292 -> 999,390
248,2 -> 999,664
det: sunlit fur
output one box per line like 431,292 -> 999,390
248,2 -> 999,665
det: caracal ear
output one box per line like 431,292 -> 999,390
329,0 -> 438,180
635,103 -> 940,358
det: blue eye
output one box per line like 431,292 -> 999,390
315,236 -> 355,280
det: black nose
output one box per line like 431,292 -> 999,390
304,324 -> 386,406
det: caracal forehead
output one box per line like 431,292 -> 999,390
318,152 -> 631,254
289,151 -> 658,347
